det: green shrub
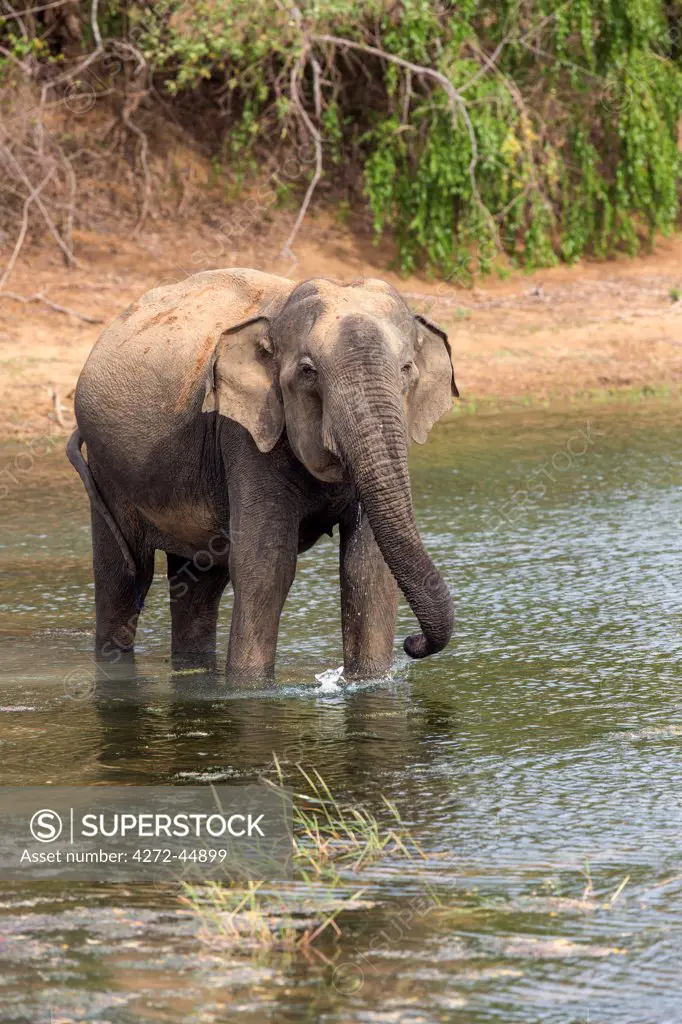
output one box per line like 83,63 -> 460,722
3,0 -> 681,277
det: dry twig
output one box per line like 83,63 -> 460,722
280,46 -> 323,262
2,0 -> 73,18
0,289 -> 104,323
121,90 -> 152,236
48,384 -> 69,427
280,27 -> 499,258
0,169 -> 54,290
90,0 -> 102,50
311,33 -> 492,233
0,141 -> 78,266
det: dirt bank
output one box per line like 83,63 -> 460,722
1,214 -> 681,438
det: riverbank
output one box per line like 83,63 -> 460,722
1,216 -> 681,438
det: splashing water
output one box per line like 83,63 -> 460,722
314,666 -> 345,692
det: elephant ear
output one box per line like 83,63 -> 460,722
202,316 -> 284,453
409,314 -> 459,445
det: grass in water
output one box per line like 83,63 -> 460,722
179,759 -> 430,951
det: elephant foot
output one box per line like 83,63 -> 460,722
171,650 -> 217,673
225,662 -> 276,688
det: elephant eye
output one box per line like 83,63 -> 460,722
298,358 -> 318,387
401,361 -> 417,392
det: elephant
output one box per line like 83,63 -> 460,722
67,268 -> 458,683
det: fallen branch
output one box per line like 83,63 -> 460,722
47,385 -> 69,428
0,290 -> 104,323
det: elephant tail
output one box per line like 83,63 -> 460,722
66,428 -> 137,576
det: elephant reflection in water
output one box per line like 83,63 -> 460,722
89,666 -> 444,797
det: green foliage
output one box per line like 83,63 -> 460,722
2,0 -> 681,277
133,0 -> 681,276
0,28 -> 50,69
359,0 -> 682,274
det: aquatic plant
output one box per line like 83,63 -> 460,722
179,760 -> 430,950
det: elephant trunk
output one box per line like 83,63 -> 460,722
327,366 -> 454,659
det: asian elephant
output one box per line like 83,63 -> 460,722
67,269 -> 458,683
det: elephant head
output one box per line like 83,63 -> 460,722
203,277 -> 458,660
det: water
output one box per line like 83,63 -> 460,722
1,400 -> 681,1023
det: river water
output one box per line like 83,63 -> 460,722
1,400 -> 681,1023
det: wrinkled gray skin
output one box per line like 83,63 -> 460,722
69,269 -> 458,683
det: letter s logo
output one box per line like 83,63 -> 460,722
30,809 -> 63,843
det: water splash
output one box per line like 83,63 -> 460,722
314,666 -> 345,692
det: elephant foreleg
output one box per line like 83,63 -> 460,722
340,504 -> 399,679
225,499 -> 298,685
167,553 -> 230,671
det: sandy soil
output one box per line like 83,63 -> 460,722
1,212 -> 681,438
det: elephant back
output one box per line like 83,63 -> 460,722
75,268 -> 294,453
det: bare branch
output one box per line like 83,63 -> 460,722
459,36 -> 509,93
2,0 -> 28,39
280,46 -> 323,263
310,33 -> 498,243
2,0 -> 73,17
0,143 -> 78,265
402,70 -> 412,124
110,38 -> 147,75
311,55 -> 322,120
90,0 -> 102,50
0,290 -> 103,323
121,91 -> 152,236
0,168 -> 54,290
40,42 -> 103,100
56,147 -> 77,257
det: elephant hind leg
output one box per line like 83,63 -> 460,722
91,506 -> 155,664
166,552 -> 230,671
